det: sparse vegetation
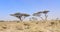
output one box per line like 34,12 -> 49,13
0,20 -> 59,32
0,10 -> 60,32
2,26 -> 7,29
50,22 -> 55,25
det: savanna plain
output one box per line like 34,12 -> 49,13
0,20 -> 60,32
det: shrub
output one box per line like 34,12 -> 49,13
2,26 -> 7,29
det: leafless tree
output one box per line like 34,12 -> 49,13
10,12 -> 30,21
42,10 -> 49,21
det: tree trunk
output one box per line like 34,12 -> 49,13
19,16 -> 22,21
45,14 -> 48,21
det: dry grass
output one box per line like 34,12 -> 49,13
0,20 -> 60,32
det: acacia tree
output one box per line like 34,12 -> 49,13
32,11 -> 44,21
10,12 -> 23,21
42,10 -> 49,21
10,12 -> 30,21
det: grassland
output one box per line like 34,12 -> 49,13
0,20 -> 60,32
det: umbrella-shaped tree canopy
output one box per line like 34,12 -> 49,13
22,13 -> 30,17
32,11 -> 43,16
10,12 -> 22,16
10,12 -> 30,21
42,10 -> 49,14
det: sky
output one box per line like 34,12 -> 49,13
0,0 -> 60,20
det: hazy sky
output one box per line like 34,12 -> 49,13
0,0 -> 60,20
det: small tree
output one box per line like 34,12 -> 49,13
10,12 -> 30,21
32,11 -> 44,21
10,12 -> 23,21
42,10 -> 49,21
